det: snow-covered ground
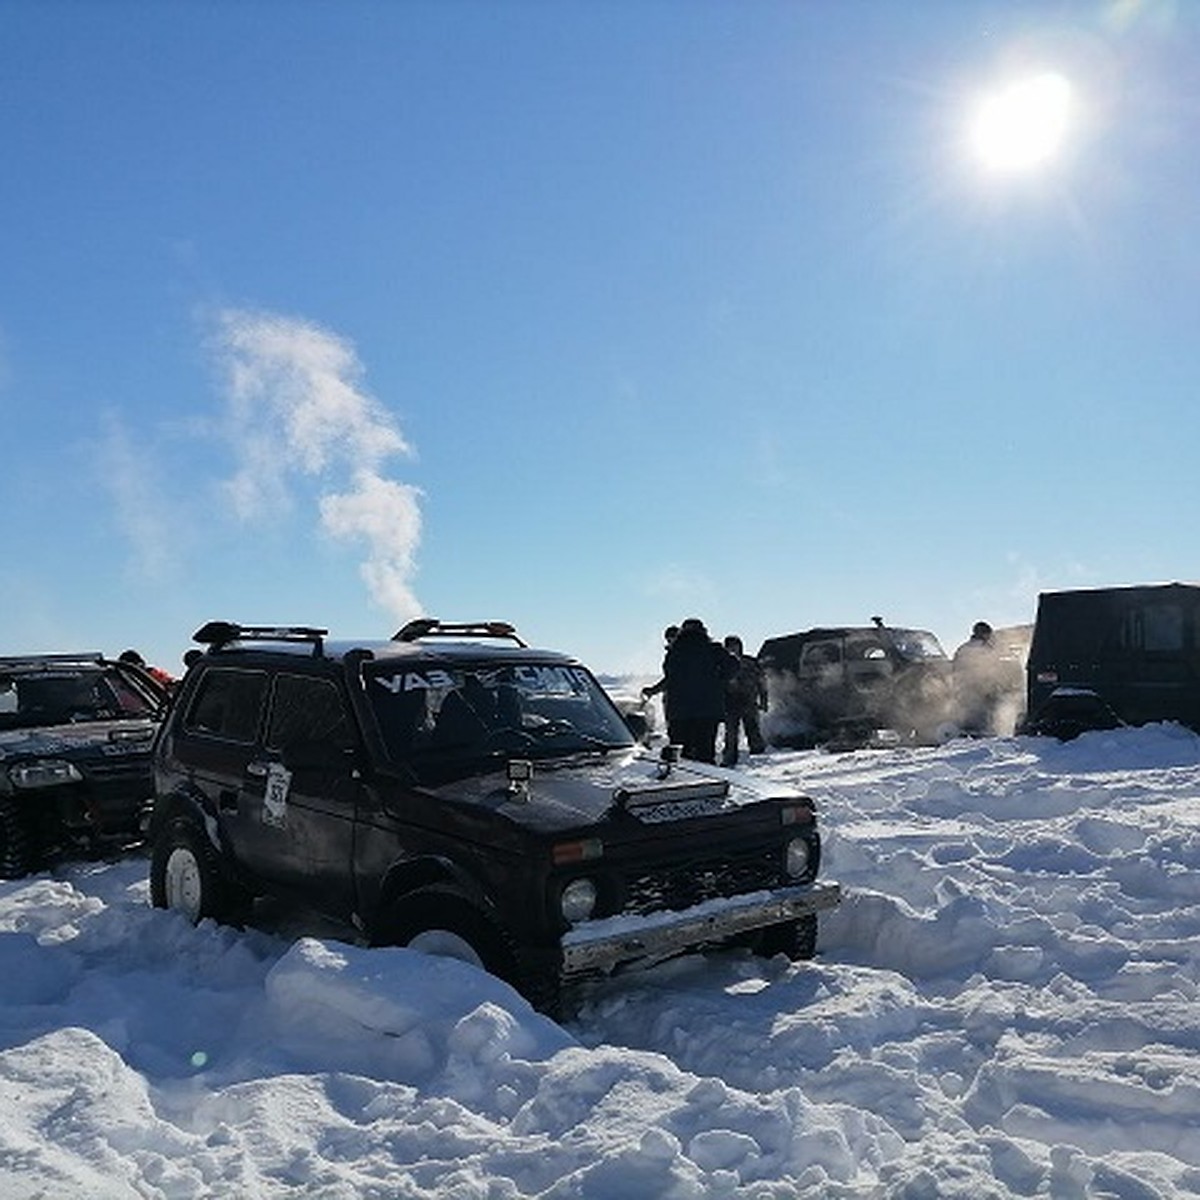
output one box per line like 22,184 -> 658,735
3,724 -> 1200,1198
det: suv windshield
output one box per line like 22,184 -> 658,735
0,664 -> 160,731
366,658 -> 635,782
886,630 -> 947,661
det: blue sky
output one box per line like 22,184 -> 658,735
2,0 -> 1197,675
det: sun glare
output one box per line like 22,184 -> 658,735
970,71 -> 1073,172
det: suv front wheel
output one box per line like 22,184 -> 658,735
150,818 -> 249,925
378,886 -> 566,1015
379,888 -> 513,967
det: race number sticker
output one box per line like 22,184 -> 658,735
263,763 -> 292,827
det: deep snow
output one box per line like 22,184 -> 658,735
3,721 -> 1200,1198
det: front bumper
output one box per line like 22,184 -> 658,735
560,880 -> 842,976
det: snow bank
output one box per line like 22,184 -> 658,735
3,725 -> 1200,1196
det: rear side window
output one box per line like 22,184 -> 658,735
1119,604 -> 1184,653
844,634 -> 888,662
185,668 -> 268,743
800,641 -> 842,670
265,674 -> 354,751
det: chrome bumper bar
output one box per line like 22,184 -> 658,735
560,881 -> 842,976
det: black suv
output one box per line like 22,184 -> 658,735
1021,583 -> 1200,739
149,620 -> 840,1013
757,621 -> 953,749
1,653 -> 166,877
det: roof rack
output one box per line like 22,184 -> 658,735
391,619 -> 527,647
192,621 -> 329,655
0,652 -> 106,670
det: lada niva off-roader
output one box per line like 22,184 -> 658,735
149,620 -> 840,1013
0,653 -> 166,877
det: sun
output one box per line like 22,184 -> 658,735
969,71 -> 1074,172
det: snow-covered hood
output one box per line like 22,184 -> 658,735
0,719 -> 158,766
426,749 -> 792,834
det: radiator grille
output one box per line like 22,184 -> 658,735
623,845 -> 783,915
85,755 -> 152,784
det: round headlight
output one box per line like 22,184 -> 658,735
560,877 -> 598,924
785,837 -> 811,879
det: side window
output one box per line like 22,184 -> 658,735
1142,605 -> 1184,652
265,674 -> 354,752
844,635 -> 889,663
800,641 -> 842,670
185,669 -> 268,743
845,635 -> 893,687
1120,604 -> 1184,653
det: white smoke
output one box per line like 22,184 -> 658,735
212,308 -> 423,622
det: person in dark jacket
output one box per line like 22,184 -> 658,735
721,634 -> 767,766
662,618 -> 736,763
641,624 -> 680,740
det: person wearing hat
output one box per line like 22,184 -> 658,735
720,634 -> 768,766
661,618 -> 736,763
952,621 -> 1003,735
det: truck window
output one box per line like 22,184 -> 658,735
1120,604 -> 1184,653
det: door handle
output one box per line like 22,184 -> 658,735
246,761 -> 269,778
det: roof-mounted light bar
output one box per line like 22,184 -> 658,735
192,621 -> 329,655
0,652 -> 106,671
391,619 -> 527,647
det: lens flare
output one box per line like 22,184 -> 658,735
970,72 -> 1073,172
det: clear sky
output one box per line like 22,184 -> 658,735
2,0 -> 1197,675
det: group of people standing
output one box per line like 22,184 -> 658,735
641,618 -> 768,767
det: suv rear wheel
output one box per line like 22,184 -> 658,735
150,818 -> 249,925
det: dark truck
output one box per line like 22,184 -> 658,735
0,652 -> 166,877
757,620 -> 954,749
1021,583 -> 1200,739
149,620 -> 840,1015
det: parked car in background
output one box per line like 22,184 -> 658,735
1020,583 -> 1200,739
757,619 -> 954,749
0,652 -> 167,877
149,620 -> 840,1016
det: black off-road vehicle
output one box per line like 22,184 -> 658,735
0,653 -> 167,877
1021,583 -> 1200,739
757,620 -> 954,750
149,620 -> 840,1014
